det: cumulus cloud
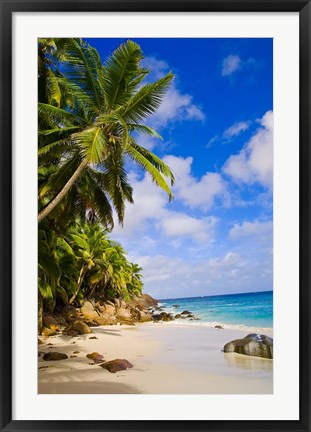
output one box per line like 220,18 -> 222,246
222,55 -> 241,76
151,84 -> 205,128
111,170 -> 218,245
222,111 -> 273,188
128,249 -> 271,299
229,220 -> 272,240
160,213 -> 218,243
207,251 -> 240,268
163,155 -> 228,211
142,56 -> 205,128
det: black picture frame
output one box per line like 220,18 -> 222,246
0,0 -> 310,431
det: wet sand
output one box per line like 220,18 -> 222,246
38,323 -> 273,394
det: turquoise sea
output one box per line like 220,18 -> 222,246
160,290 -> 273,329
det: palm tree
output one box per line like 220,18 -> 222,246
38,39 -> 175,225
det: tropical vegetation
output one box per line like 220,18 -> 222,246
38,38 -> 174,325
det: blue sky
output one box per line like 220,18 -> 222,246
87,38 -> 273,299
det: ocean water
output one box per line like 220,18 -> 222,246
160,290 -> 273,329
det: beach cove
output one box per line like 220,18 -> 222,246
38,322 -> 273,394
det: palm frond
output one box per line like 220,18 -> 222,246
57,76 -> 95,118
101,154 -> 134,224
47,68 -> 61,107
60,38 -> 104,109
126,142 -> 173,201
74,127 -> 107,164
82,169 -> 114,229
38,127 -> 81,152
117,73 -> 174,123
127,123 -> 163,139
103,40 -> 144,110
38,103 -> 81,127
39,153 -> 82,198
129,139 -> 175,185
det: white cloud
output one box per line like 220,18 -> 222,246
207,251 -> 240,268
221,55 -> 257,78
163,155 -> 228,211
160,213 -> 218,243
142,56 -> 205,128
223,121 -> 251,139
128,249 -> 271,299
112,170 -> 218,245
135,135 -> 159,151
222,55 -> 241,76
141,57 -> 169,78
222,110 -> 273,188
229,220 -> 272,240
207,120 -> 251,148
151,86 -> 205,128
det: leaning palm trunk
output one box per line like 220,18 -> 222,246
38,158 -> 89,223
69,265 -> 87,305
38,293 -> 43,333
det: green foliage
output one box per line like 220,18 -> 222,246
38,221 -> 143,311
37,38 -> 175,313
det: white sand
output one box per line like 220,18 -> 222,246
38,322 -> 273,394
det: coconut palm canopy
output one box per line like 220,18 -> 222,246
38,38 -> 175,227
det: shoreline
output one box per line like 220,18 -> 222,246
156,319 -> 273,336
39,321 -> 273,394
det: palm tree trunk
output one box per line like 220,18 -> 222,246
38,293 -> 43,333
69,265 -> 87,305
38,158 -> 89,223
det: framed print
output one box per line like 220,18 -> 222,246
0,0 -> 310,431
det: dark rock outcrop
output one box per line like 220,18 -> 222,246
64,320 -> 92,336
129,294 -> 158,310
80,301 -> 100,322
116,307 -> 133,323
99,359 -> 133,373
43,314 -> 60,331
152,312 -> 174,322
41,327 -> 57,337
43,352 -> 68,361
40,293 -> 159,338
138,311 -> 153,322
64,305 -> 79,323
224,333 -> 273,359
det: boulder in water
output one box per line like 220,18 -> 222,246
152,312 -> 174,322
181,310 -> 191,315
224,333 -> 273,359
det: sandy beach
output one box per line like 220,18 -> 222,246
38,322 -> 273,394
